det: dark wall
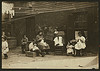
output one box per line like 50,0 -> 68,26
35,11 -> 68,30
87,6 -> 99,51
13,18 -> 26,45
26,16 -> 36,41
12,16 -> 36,45
35,10 -> 70,44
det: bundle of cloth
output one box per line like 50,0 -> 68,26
29,39 -> 45,57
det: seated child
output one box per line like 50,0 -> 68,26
66,42 -> 74,55
29,39 -> 45,57
66,40 -> 76,56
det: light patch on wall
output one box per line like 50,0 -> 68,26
2,2 -> 14,18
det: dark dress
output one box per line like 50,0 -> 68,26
36,35 -> 50,54
21,37 -> 28,53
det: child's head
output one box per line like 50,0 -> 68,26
32,38 -> 36,43
23,34 -> 27,38
34,44 -> 37,46
70,40 -> 77,46
78,31 -> 82,37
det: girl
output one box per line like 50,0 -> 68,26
75,32 -> 86,56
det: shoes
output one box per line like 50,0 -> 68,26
4,54 -> 8,59
41,53 -> 45,57
22,51 -> 25,54
42,55 -> 45,57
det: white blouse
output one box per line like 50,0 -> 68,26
53,36 -> 63,46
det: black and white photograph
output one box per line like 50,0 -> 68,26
1,0 -> 99,69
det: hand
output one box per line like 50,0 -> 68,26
80,40 -> 83,43
77,39 -> 80,42
56,44 -> 59,46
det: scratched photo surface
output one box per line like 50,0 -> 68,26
2,1 -> 99,69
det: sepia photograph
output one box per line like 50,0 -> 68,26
1,0 -> 99,69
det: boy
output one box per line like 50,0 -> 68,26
2,37 -> 9,59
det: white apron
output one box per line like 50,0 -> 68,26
29,43 -> 39,51
67,45 -> 74,54
2,41 -> 9,54
53,36 -> 63,46
75,36 -> 86,50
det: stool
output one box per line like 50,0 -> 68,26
25,51 -> 36,57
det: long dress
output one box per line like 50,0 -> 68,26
38,39 -> 50,50
2,41 -> 9,54
75,36 -> 86,50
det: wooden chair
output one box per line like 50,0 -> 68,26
54,46 -> 64,55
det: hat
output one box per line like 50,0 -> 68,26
78,31 -> 82,35
70,40 -> 76,43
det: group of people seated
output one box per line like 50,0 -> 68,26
21,31 -> 50,57
66,32 -> 86,56
21,30 -> 86,57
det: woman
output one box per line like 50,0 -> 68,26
2,37 -> 9,59
53,33 -> 64,55
75,32 -> 86,56
36,31 -> 50,54
36,31 -> 44,42
21,35 -> 28,53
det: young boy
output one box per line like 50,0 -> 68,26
2,37 -> 9,59
66,41 -> 74,56
66,39 -> 77,56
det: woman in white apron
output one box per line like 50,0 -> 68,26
2,37 -> 9,59
75,32 -> 86,56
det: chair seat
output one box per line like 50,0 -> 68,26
54,46 -> 64,55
